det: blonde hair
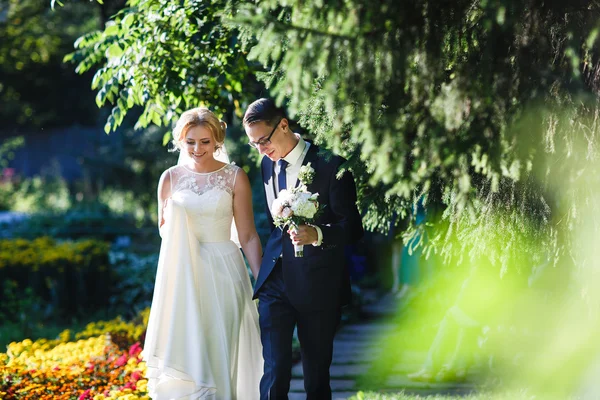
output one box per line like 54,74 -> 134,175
172,107 -> 227,151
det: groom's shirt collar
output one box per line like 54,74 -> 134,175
282,135 -> 308,167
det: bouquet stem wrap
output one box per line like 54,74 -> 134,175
289,225 -> 304,257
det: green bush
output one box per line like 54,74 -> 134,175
9,202 -> 139,241
108,251 -> 159,318
0,175 -> 71,213
0,237 -> 111,317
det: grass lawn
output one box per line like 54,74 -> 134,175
349,390 -> 543,399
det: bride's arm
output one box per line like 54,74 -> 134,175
233,169 -> 262,279
157,169 -> 172,235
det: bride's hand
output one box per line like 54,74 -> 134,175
159,197 -> 172,229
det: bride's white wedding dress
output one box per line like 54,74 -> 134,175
142,163 -> 262,400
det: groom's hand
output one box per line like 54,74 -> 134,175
289,224 -> 318,246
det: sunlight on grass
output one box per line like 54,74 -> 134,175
349,391 -> 538,400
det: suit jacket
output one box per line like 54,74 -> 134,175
253,143 -> 364,311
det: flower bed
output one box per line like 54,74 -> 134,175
0,310 -> 150,399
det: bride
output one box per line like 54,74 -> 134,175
142,107 -> 263,399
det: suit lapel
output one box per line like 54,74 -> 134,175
263,157 -> 277,218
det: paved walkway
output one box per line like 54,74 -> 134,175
288,291 -> 476,400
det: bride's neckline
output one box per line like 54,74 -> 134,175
181,163 -> 228,175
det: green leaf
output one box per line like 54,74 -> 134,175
105,23 -> 120,37
496,6 -> 506,25
126,88 -> 135,108
163,132 -> 172,146
104,115 -> 115,134
50,0 -> 64,10
112,106 -> 123,126
106,43 -> 124,59
63,53 -> 75,63
122,13 -> 135,30
91,69 -> 104,90
151,110 -> 162,127
134,114 -> 147,130
587,28 -> 599,49
96,88 -> 107,108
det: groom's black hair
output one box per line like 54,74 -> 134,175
243,98 -> 287,127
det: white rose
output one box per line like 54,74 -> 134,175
278,189 -> 296,205
271,198 -> 284,217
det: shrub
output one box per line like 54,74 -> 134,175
108,252 -> 158,319
0,237 -> 111,316
9,202 -> 139,242
0,175 -> 71,213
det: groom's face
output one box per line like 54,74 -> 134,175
245,120 -> 286,161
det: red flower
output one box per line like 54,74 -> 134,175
128,342 -> 142,357
114,354 -> 128,367
79,389 -> 91,400
130,370 -> 142,382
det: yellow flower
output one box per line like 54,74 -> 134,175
136,379 -> 148,392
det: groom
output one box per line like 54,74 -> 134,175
244,98 -> 364,399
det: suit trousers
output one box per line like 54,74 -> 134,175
257,260 -> 341,400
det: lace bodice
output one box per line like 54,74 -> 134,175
167,164 -> 239,243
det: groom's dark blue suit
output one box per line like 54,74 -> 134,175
254,143 -> 363,399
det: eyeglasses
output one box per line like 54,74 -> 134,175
248,119 -> 282,149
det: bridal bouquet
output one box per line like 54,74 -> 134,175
271,162 -> 321,257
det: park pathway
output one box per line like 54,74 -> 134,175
287,291 -> 476,400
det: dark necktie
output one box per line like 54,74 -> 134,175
277,159 -> 288,193
274,159 -> 289,259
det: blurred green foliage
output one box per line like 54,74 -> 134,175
0,0 -> 103,128
0,175 -> 71,212
8,203 -> 139,241
349,392 -> 536,400
0,136 -> 24,169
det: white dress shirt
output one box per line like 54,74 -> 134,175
274,135 -> 323,246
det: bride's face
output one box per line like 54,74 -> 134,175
183,125 -> 215,164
